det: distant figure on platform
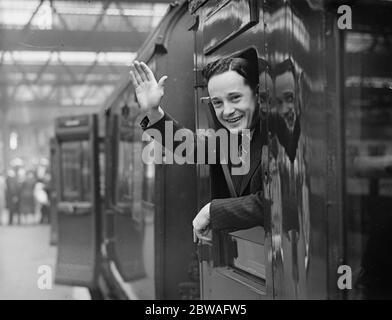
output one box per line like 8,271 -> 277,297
19,170 -> 36,224
6,169 -> 21,225
34,177 -> 50,224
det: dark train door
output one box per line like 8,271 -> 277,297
338,2 -> 392,300
54,114 -> 101,289
104,112 -> 148,290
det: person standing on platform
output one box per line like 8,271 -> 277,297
34,176 -> 50,224
6,169 -> 21,225
19,170 -> 36,224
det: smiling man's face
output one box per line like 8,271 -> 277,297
208,70 -> 257,134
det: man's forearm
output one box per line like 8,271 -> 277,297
209,191 -> 264,231
145,106 -> 165,126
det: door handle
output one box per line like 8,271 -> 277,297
58,202 -> 91,215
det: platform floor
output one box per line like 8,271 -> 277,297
0,223 -> 90,300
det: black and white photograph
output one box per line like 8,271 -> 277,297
0,0 -> 391,305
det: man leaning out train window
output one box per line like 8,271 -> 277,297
129,57 -> 265,241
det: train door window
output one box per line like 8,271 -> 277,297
60,141 -> 90,202
343,18 -> 392,299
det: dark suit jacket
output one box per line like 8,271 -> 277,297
141,112 -> 265,232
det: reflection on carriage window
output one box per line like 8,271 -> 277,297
259,70 -> 273,120
132,140 -> 144,221
143,162 -> 155,205
274,59 -> 301,163
117,141 -> 133,205
257,54 -> 309,297
344,31 -> 392,299
115,120 -> 146,222
142,143 -> 155,222
61,141 -> 90,202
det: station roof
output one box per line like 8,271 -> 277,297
0,0 -> 172,124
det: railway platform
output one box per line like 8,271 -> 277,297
0,221 -> 90,300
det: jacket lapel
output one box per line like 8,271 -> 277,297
238,123 -> 262,195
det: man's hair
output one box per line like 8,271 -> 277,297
202,57 -> 259,93
274,58 -> 296,79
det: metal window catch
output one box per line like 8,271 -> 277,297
200,96 -> 210,104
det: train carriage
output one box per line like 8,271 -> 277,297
54,0 -> 199,300
99,0 -> 199,299
52,0 -> 392,300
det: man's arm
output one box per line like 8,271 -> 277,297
209,191 -> 265,231
140,106 -> 165,128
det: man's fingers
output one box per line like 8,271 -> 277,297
130,63 -> 143,84
140,62 -> 155,81
134,61 -> 147,82
194,226 -> 211,242
129,70 -> 139,88
194,229 -> 212,242
129,64 -> 141,86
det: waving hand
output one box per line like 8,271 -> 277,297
129,61 -> 168,112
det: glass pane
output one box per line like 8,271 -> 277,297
61,141 -> 90,201
131,141 -> 143,221
344,30 -> 392,299
116,140 -> 133,205
229,227 -> 265,279
142,161 -> 155,205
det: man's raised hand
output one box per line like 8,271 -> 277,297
129,60 -> 168,111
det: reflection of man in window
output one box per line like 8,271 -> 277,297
259,58 -> 286,286
272,59 -> 306,298
274,59 -> 301,164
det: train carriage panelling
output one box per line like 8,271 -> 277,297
112,114 -> 147,283
102,1 -> 199,299
49,0 -> 392,300
103,90 -> 154,298
152,3 -> 199,299
191,0 -> 338,299
192,0 -> 213,300
264,0 -> 330,299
